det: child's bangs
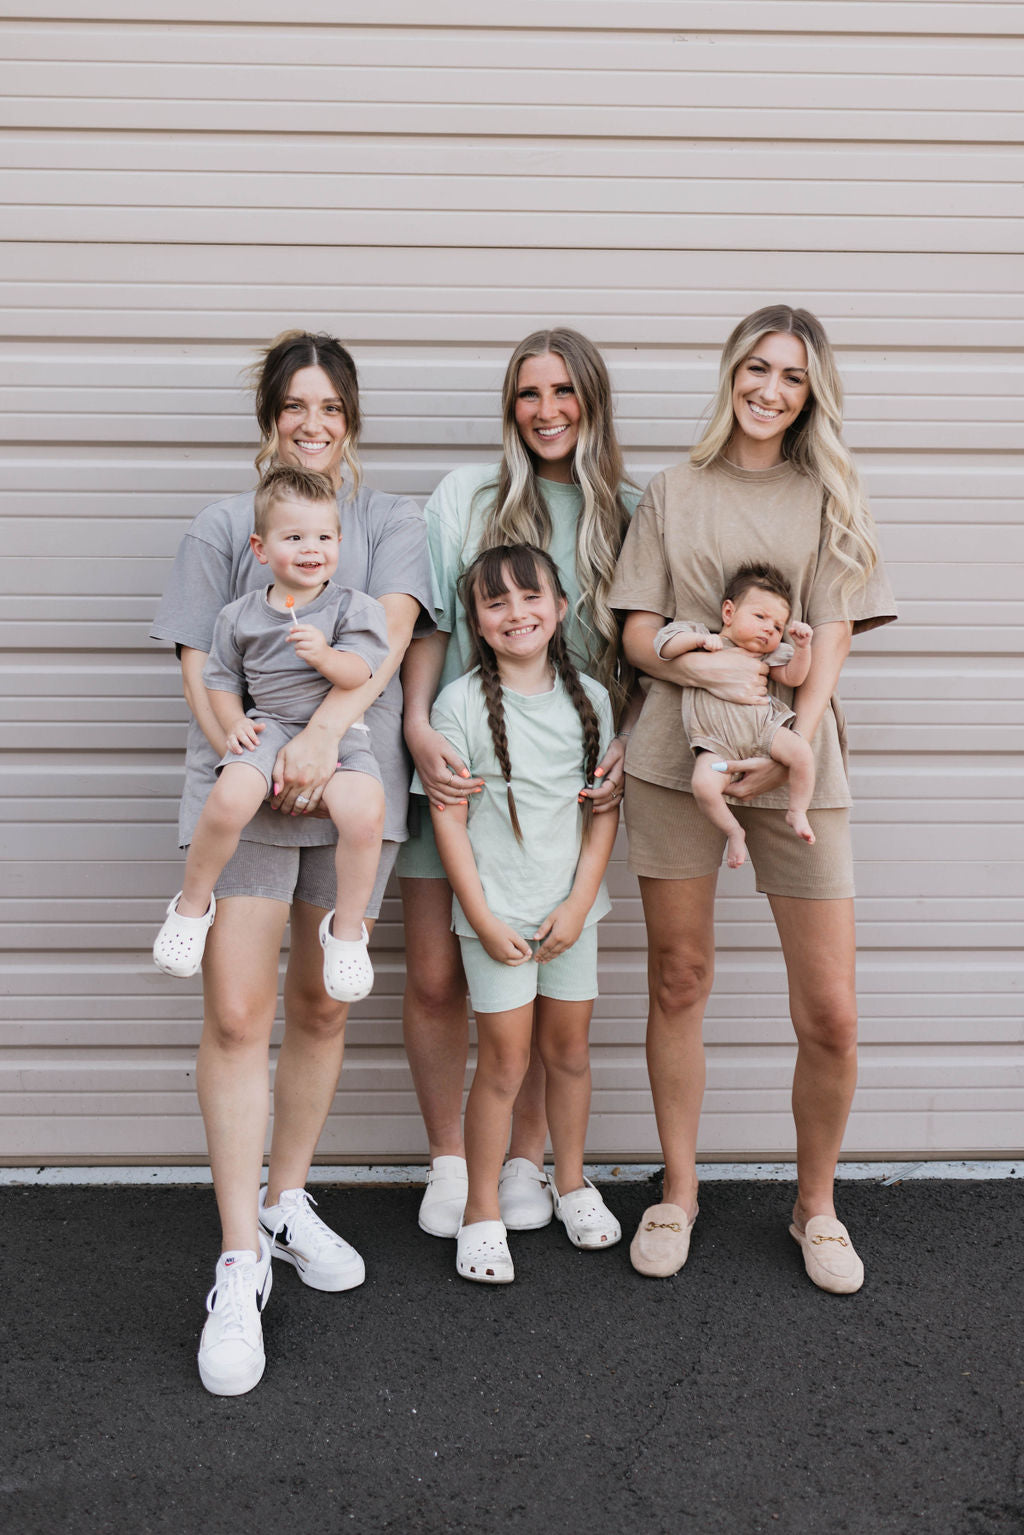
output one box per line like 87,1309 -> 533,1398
469,545 -> 550,603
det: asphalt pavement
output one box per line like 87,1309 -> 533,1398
3,1177 -> 1022,1535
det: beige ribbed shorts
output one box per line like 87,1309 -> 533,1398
623,775 -> 854,899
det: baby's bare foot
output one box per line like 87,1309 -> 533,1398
726,829 -> 747,868
786,809 -> 815,844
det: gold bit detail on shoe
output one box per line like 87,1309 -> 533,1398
644,1220 -> 683,1232
810,1233 -> 849,1246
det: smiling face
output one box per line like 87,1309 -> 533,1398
470,559 -> 568,667
250,493 -> 341,598
275,365 -> 349,486
727,331 -> 811,467
721,586 -> 791,655
513,352 -> 582,482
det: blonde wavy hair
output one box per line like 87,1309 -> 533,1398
248,330 -> 362,495
691,306 -> 878,599
472,329 -> 635,715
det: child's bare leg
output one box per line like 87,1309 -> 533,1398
320,771 -> 386,939
464,1003 -> 534,1224
535,997 -> 593,1196
178,763 -> 268,915
691,753 -> 747,868
771,729 -> 816,844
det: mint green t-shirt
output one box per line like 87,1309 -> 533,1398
426,669 -> 613,937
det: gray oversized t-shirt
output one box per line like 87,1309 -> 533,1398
151,483 -> 434,846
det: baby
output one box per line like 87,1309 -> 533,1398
153,464 -> 390,1000
655,563 -> 815,869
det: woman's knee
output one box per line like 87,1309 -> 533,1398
201,999 -> 273,1053
794,993 -> 858,1056
404,947 -> 466,1017
650,947 -> 714,1018
283,974 -> 348,1042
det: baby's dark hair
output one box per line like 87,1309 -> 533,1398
722,561 -> 793,613
253,464 -> 338,540
458,543 -> 603,846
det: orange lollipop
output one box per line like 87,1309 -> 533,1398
285,595 -> 299,626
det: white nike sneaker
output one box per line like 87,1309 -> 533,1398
197,1233 -> 273,1396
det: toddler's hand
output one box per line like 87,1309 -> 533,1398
225,717 -> 264,754
788,621 -> 813,648
287,623 -> 331,670
481,921 -> 533,967
701,633 -> 724,652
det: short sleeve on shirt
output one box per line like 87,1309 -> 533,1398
608,478 -> 674,618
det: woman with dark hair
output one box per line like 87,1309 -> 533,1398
152,330 -> 433,1395
610,306 -> 896,1291
398,328 -> 641,1241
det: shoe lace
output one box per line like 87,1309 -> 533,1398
205,1254 -> 260,1340
280,1190 -> 341,1256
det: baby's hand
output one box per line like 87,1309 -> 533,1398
788,621 -> 813,648
701,633 -> 724,652
225,717 -> 263,754
287,623 -> 330,670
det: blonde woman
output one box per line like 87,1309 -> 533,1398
399,329 -> 641,1238
610,306 -> 896,1291
152,331 -> 433,1394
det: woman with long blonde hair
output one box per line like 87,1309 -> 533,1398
399,328 -> 640,1240
611,305 -> 896,1291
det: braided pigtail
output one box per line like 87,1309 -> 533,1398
549,624 -> 602,847
476,641 -> 524,844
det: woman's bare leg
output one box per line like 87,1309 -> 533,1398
196,895 -> 290,1254
768,894 -> 858,1228
264,902 -> 375,1203
639,873 -> 718,1220
400,877 -> 470,1160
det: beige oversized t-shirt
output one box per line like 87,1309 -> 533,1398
609,458 -> 897,810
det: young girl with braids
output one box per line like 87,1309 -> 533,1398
424,544 -> 621,1284
400,328 -> 641,1242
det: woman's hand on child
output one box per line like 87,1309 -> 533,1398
688,646 -> 769,704
788,621 -> 813,648
287,623 -> 331,670
270,721 -> 342,815
480,921 -> 533,967
718,756 -> 788,800
408,723 -> 484,811
584,734 -> 626,815
224,717 -> 264,754
533,900 -> 585,962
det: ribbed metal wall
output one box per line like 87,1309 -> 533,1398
1,2 -> 1021,1160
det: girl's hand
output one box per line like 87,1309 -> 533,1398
287,623 -> 331,671
270,721 -> 341,815
533,900 -> 586,962
224,717 -> 264,755
581,733 -> 626,816
788,621 -> 813,649
717,755 -> 788,800
480,920 -> 533,967
407,721 -> 484,811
